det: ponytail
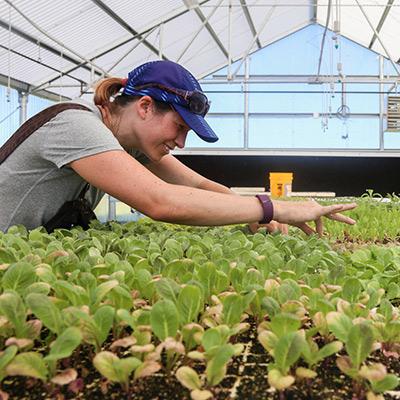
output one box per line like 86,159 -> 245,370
93,77 -> 126,105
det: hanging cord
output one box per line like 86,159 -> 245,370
3,0 -> 108,78
59,45 -> 63,102
316,0 -> 332,80
334,0 -> 343,79
341,119 -> 349,140
0,106 -> 20,127
37,40 -> 41,62
6,3 -> 12,102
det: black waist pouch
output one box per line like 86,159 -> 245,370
44,197 -> 97,233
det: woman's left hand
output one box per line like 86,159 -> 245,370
248,221 -> 289,235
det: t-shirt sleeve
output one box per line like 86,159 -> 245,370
39,109 -> 124,168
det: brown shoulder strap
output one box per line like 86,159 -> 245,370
0,103 -> 91,165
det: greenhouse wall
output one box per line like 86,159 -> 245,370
175,154 -> 400,197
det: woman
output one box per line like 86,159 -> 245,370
0,60 -> 356,233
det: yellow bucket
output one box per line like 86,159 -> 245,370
269,172 -> 293,197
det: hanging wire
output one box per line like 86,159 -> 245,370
0,106 -> 20,127
316,0 -> 332,80
59,45 -> 64,102
37,40 -> 42,62
334,0 -> 343,79
321,84 -> 328,132
4,0 -> 108,77
341,119 -> 349,139
7,4 -> 12,103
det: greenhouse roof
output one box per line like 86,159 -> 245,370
1,0 -> 399,100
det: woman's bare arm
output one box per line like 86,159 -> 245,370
70,150 -> 356,230
70,150 -> 264,225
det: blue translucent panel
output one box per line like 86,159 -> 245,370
248,82 -> 379,114
344,84 -> 379,113
249,83 -> 339,113
383,58 -> 400,76
384,132 -> 400,149
249,24 -> 379,76
202,83 -> 244,113
185,116 -> 244,148
0,85 -> 19,146
248,116 -> 379,149
0,86 -> 55,146
27,95 -> 54,119
204,59 -> 246,79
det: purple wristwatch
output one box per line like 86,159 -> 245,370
255,194 -> 274,224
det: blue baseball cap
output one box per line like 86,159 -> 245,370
122,60 -> 218,143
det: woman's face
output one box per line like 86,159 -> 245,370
113,97 -> 190,162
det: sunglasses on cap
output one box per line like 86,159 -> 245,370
134,83 -> 210,117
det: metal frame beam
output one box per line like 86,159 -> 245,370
0,18 -> 99,77
183,0 -> 229,58
0,73 -> 70,102
231,6 -> 276,79
173,149 -> 400,157
379,55 -> 384,150
18,91 -> 28,124
197,22 -> 311,80
243,57 -> 250,148
239,0 -> 262,49
90,0 -> 168,61
355,0 -> 400,76
312,0 -> 318,22
26,1 -> 210,96
204,74 -> 400,84
0,44 -> 86,87
177,0 -> 223,62
206,112 -> 379,118
369,0 -> 395,49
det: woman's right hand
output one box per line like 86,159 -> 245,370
271,199 -> 357,236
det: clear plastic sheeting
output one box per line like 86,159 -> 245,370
317,0 -> 383,49
371,0 -> 400,61
1,0 -> 399,101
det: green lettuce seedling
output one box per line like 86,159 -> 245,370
373,299 -> 400,358
333,321 -> 398,398
3,327 -> 82,394
299,337 -> 343,378
44,327 -> 82,380
150,299 -> 179,341
177,285 -> 203,326
182,323 -> 204,351
5,351 -> 48,383
267,332 -> 303,392
93,351 -> 142,393
153,337 -> 185,371
0,345 -> 17,383
25,293 -> 64,336
221,292 -> 255,327
0,290 -> 30,338
63,305 -> 115,353
186,325 -> 243,388
176,366 -> 213,400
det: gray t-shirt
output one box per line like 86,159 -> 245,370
0,99 -> 148,232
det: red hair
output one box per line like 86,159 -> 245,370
93,77 -> 126,105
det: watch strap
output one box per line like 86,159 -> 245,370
255,194 -> 274,224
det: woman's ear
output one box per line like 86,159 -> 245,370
136,96 -> 154,120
